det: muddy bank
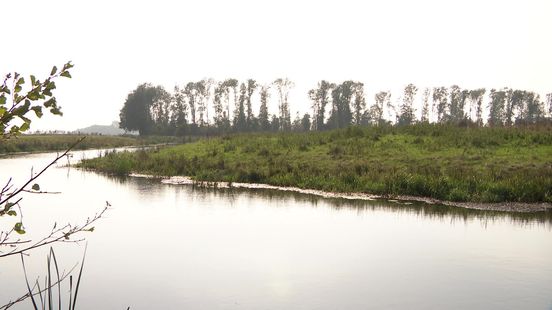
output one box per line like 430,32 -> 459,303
130,174 -> 552,213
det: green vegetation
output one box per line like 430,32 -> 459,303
79,124 -> 552,203
0,134 -> 182,154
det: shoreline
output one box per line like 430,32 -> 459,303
0,142 -> 177,158
130,174 -> 552,213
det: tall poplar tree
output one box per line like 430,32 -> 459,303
488,89 -> 507,126
449,85 -> 466,123
469,88 -> 486,125
233,83 -> 247,131
398,83 -> 418,125
420,88 -> 431,123
352,82 -> 366,125
222,78 -> 238,124
308,80 -> 333,130
328,81 -> 355,129
246,79 -> 257,130
258,85 -> 271,131
370,91 -> 391,125
171,85 -> 188,135
432,86 -> 449,123
546,93 -> 552,118
273,78 -> 294,131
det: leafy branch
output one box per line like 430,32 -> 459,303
0,62 -> 73,139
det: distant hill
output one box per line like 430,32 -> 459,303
74,121 -> 137,135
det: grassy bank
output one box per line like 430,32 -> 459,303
79,124 -> 552,203
0,134 -> 183,154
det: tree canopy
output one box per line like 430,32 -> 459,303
119,83 -> 170,135
118,79 -> 552,137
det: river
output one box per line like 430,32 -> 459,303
1,149 -> 551,309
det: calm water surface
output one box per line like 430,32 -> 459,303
1,149 -> 551,309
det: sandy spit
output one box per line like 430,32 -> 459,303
130,174 -> 552,213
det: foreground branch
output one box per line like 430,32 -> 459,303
0,206 -> 106,258
0,137 -> 86,207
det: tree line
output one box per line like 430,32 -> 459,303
119,79 -> 552,135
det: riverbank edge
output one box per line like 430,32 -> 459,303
129,174 -> 552,213
0,143 -> 179,158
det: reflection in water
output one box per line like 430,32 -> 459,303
96,170 -> 552,228
157,183 -> 552,228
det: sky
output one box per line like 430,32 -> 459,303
1,0 -> 551,131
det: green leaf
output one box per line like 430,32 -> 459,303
0,95 -> 6,105
27,89 -> 40,100
14,94 -> 23,104
60,71 -> 71,78
19,114 -> 31,123
31,106 -> 43,117
14,222 -> 25,234
63,62 -> 74,70
3,202 -> 15,211
46,81 -> 56,90
50,66 -> 57,76
30,75 -> 36,85
32,183 -> 40,191
16,77 -> 25,85
53,108 -> 63,116
44,97 -> 56,108
14,85 -> 22,93
7,210 -> 17,216
12,102 -> 30,116
9,125 -> 19,133
20,122 -> 30,132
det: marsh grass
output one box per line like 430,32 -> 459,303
0,247 -> 88,310
79,124 -> 552,203
0,135 -> 183,154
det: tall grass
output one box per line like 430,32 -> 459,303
0,134 -> 183,154
79,124 -> 552,203
0,247 -> 88,310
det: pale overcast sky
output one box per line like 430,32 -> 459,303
2,0 -> 551,131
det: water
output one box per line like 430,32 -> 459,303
1,149 -> 551,309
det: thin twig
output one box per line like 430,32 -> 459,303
0,206 -> 106,258
0,137 -> 85,207
20,190 -> 62,195
0,177 -> 13,201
